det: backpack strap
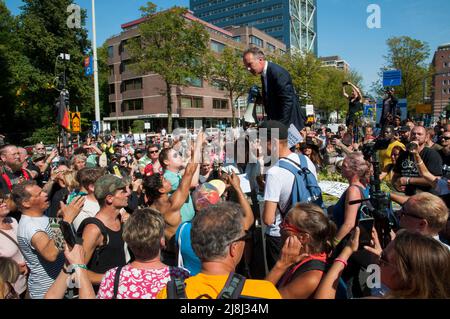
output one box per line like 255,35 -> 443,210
112,265 -> 124,299
167,276 -> 187,299
217,272 -> 246,299
278,257 -> 326,287
22,169 -> 30,180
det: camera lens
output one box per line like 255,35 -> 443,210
406,142 -> 418,152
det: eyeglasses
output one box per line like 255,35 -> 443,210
36,148 -> 45,151
230,231 -> 251,244
120,161 -> 127,165
149,150 -> 159,154
398,208 -> 423,220
442,137 -> 450,141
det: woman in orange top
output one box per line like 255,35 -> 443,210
265,203 -> 337,299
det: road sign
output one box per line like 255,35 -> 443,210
144,122 -> 151,130
383,70 -> 402,87
92,121 -> 100,135
84,56 -> 93,76
71,112 -> 81,133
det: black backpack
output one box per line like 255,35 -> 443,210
167,272 -> 246,299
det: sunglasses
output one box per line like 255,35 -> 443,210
36,148 -> 45,151
149,150 -> 159,154
230,231 -> 251,244
398,208 -> 423,220
442,137 -> 450,141
280,220 -> 307,235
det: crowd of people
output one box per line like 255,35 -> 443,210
0,116 -> 450,300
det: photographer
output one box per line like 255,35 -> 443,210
392,126 -> 443,196
342,81 -> 363,128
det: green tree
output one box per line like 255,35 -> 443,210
131,120 -> 145,133
373,36 -> 432,114
0,1 -> 20,140
128,2 -> 210,133
13,0 -> 93,142
207,47 -> 255,127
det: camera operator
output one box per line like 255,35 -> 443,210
392,126 -> 443,196
380,88 -> 399,130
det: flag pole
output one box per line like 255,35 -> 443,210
92,0 -> 101,132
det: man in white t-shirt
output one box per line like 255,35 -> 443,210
260,121 -> 317,270
72,168 -> 103,231
12,181 -> 84,298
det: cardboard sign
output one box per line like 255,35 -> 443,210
288,124 -> 303,148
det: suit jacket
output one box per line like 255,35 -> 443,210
261,62 -> 306,131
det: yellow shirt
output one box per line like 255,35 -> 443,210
157,273 -> 281,299
379,140 -> 405,171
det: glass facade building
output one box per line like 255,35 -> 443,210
190,0 -> 318,54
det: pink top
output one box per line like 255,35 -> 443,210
97,264 -> 190,299
0,218 -> 27,294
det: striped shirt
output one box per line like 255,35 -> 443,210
18,215 -> 65,299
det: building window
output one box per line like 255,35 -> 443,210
121,60 -> 135,73
109,65 -> 115,76
121,78 -> 143,92
186,77 -> 203,88
249,35 -> 263,47
109,84 -> 115,94
266,43 -> 276,53
233,36 -> 241,43
123,99 -> 143,111
211,80 -> 226,91
180,96 -> 203,109
211,40 -> 225,53
110,103 -> 116,113
107,46 -> 114,58
213,99 -> 228,110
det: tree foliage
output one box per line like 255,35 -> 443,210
373,36 -> 432,113
206,47 -> 256,127
1,0 -> 93,144
128,2 -> 210,133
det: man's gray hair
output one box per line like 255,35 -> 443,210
243,47 -> 265,60
191,202 -> 244,261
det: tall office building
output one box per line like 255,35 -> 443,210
190,0 -> 318,54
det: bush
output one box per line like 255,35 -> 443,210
132,120 -> 145,133
24,126 -> 59,145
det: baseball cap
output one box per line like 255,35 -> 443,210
144,163 -> 154,177
208,179 -> 226,196
192,181 -> 226,211
258,121 -> 288,140
94,174 -> 128,200
399,126 -> 410,132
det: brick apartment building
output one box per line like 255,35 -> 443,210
104,11 -> 285,132
432,43 -> 450,119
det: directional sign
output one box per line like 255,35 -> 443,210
383,70 -> 402,87
92,121 -> 100,135
71,112 -> 81,133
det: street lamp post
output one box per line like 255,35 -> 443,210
92,0 -> 101,131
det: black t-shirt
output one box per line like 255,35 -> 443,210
347,97 -> 362,120
0,169 -> 29,194
394,147 -> 443,195
438,149 -> 450,166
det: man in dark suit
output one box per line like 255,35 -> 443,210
243,47 -> 306,132
380,87 -> 399,130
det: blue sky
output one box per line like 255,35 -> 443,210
6,0 -> 450,95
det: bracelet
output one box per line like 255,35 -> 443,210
416,161 -> 424,166
332,237 -> 341,247
334,258 -> 348,268
406,177 -> 410,185
71,264 -> 88,271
